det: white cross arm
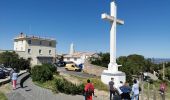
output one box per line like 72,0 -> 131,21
101,13 -> 124,25
102,13 -> 114,21
116,19 -> 124,25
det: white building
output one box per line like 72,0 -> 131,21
14,33 -> 57,66
63,43 -> 98,65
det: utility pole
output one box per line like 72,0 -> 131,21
163,62 -> 165,80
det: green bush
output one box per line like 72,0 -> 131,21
31,64 -> 53,82
43,63 -> 56,73
54,78 -> 84,95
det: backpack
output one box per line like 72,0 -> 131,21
86,86 -> 94,96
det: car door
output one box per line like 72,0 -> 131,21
71,65 -> 75,71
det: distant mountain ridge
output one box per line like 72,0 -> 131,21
151,58 -> 170,64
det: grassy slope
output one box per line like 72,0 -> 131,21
0,91 -> 7,100
34,74 -> 108,92
142,80 -> 170,99
70,75 -> 108,91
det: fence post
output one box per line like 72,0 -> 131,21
141,82 -> 144,100
153,85 -> 156,100
147,82 -> 150,100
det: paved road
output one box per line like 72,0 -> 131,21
6,72 -> 84,100
57,67 -> 97,78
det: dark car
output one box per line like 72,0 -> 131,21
0,66 -> 11,76
3,68 -> 10,76
0,70 -> 6,79
54,61 -> 66,67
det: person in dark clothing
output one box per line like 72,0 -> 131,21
120,82 -> 131,100
109,78 -> 116,100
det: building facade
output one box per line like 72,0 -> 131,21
63,52 -> 98,65
63,43 -> 98,65
14,33 -> 57,66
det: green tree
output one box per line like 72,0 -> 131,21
0,51 -> 19,67
0,51 -> 30,70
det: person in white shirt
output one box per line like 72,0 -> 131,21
12,68 -> 18,90
117,81 -> 123,95
131,79 -> 139,100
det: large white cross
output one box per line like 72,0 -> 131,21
101,1 -> 124,72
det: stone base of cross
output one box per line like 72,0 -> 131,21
101,65 -> 126,88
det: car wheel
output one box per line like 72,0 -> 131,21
65,68 -> 68,71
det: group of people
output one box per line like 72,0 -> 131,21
10,68 -> 18,90
83,78 -> 139,100
109,78 -> 140,100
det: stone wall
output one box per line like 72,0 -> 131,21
83,60 -> 107,76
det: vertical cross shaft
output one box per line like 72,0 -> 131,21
110,1 -> 117,64
101,1 -> 124,72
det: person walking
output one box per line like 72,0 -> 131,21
159,81 -> 167,100
109,78 -> 117,100
12,68 -> 18,90
10,68 -> 14,85
120,82 -> 131,100
84,79 -> 94,100
131,79 -> 139,100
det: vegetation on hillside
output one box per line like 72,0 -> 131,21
32,64 -> 84,95
90,53 -> 170,83
31,64 -> 56,82
0,51 -> 30,70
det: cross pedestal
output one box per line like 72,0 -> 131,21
101,1 -> 126,87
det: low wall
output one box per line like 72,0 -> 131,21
83,60 -> 107,76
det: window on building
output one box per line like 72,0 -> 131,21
74,58 -> 77,61
49,42 -> 52,46
40,41 -> 42,45
39,49 -> 42,55
67,58 -> 70,60
28,57 -> 32,61
21,47 -> 23,51
28,49 -> 31,54
49,50 -> 51,55
28,40 -> 31,44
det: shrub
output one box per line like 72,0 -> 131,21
54,78 -> 84,95
31,64 -> 53,82
43,63 -> 56,73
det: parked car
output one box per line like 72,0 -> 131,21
3,68 -> 10,76
54,61 -> 66,67
0,70 -> 6,79
65,64 -> 81,72
0,66 -> 11,76
65,61 -> 75,67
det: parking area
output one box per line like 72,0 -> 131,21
0,65 -> 12,80
57,67 -> 96,78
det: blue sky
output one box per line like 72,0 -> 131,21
0,0 -> 170,58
